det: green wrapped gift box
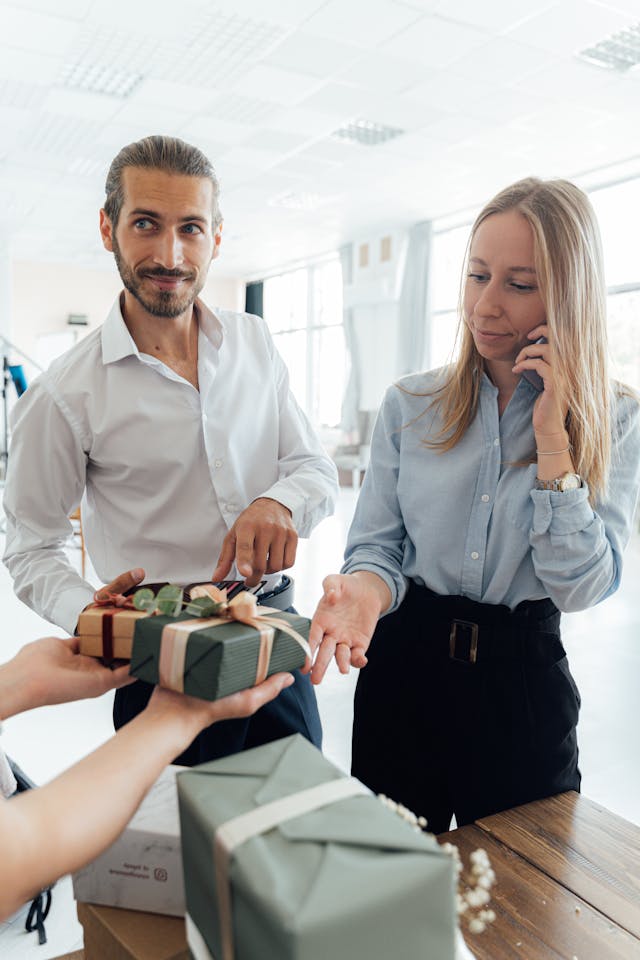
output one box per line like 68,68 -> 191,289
177,735 -> 457,960
129,608 -> 309,701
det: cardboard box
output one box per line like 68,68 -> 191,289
73,765 -> 185,917
77,903 -> 188,960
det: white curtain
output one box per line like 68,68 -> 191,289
396,220 -> 432,376
339,243 -> 360,436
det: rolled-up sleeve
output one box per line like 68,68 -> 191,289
341,386 -> 409,614
529,391 -> 640,612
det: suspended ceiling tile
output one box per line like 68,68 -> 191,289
0,5 -> 81,55
16,0 -> 93,17
224,0 -> 327,27
0,77 -> 49,110
299,82 -> 379,118
181,115 -> 256,147
0,104 -> 33,139
162,10 -> 289,85
0,46 -> 64,85
303,0 -> 424,47
109,99 -> 192,135
460,85 -> 550,124
594,0 -> 640,14
260,105 -> 340,138
511,57 -> 622,100
133,79 -> 221,114
299,138 -> 359,164
230,64 -> 325,106
263,32 -> 364,78
381,14 -> 491,68
336,52 -> 432,95
42,88 -> 123,123
404,69 -> 499,112
419,110 -> 499,143
216,144 -> 283,171
271,153 -> 347,182
205,93 -> 279,126
432,0 -> 557,33
504,0 -> 635,55
88,0 -> 206,39
442,37 -> 559,86
242,129 -> 312,154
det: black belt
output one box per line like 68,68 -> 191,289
405,582 -> 563,666
258,575 -> 295,611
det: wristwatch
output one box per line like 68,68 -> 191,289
535,472 -> 582,492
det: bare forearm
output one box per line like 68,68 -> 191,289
0,709 -> 194,918
535,429 -> 575,481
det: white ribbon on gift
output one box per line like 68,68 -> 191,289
186,777 -> 370,960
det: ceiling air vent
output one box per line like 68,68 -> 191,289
331,118 -> 404,147
59,62 -> 143,98
577,22 -> 640,72
269,191 -> 323,211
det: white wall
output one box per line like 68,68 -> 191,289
9,260 -> 245,367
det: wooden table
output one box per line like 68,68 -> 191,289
441,791 -> 640,959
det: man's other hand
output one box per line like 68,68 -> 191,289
93,568 -> 146,605
212,498 -> 297,587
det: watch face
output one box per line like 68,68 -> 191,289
558,473 -> 581,491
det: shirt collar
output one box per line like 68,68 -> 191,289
101,295 -> 224,366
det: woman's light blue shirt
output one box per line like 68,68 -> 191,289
342,369 -> 640,614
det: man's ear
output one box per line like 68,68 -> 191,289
211,221 -> 223,261
99,209 -> 114,252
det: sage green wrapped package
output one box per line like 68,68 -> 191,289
129,610 -> 309,701
177,735 -> 457,960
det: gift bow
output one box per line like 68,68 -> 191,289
157,585 -> 311,693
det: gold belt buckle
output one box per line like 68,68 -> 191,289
449,619 -> 479,663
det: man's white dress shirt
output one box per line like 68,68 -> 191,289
3,298 -> 338,635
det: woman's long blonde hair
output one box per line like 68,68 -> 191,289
427,176 -> 613,501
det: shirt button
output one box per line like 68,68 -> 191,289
214,459 -> 223,469
471,551 -> 479,560
493,438 -> 500,446
481,494 -> 489,503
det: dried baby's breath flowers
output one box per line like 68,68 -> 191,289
379,794 -> 496,934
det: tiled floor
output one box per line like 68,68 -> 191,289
1,487 -> 639,957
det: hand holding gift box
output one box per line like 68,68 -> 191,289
78,584 -> 311,702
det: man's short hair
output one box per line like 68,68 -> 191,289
104,135 -> 223,228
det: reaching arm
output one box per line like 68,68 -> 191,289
0,665 -> 292,919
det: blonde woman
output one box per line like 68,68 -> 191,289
308,178 -> 640,832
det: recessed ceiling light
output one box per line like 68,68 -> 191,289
331,118 -> 405,147
59,62 -> 143,98
577,22 -> 640,72
269,190 -> 323,211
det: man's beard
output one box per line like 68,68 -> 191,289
112,235 -> 205,319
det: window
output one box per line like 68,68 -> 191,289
263,258 -> 346,430
429,223 -> 470,369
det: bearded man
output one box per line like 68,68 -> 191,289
3,135 -> 338,763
